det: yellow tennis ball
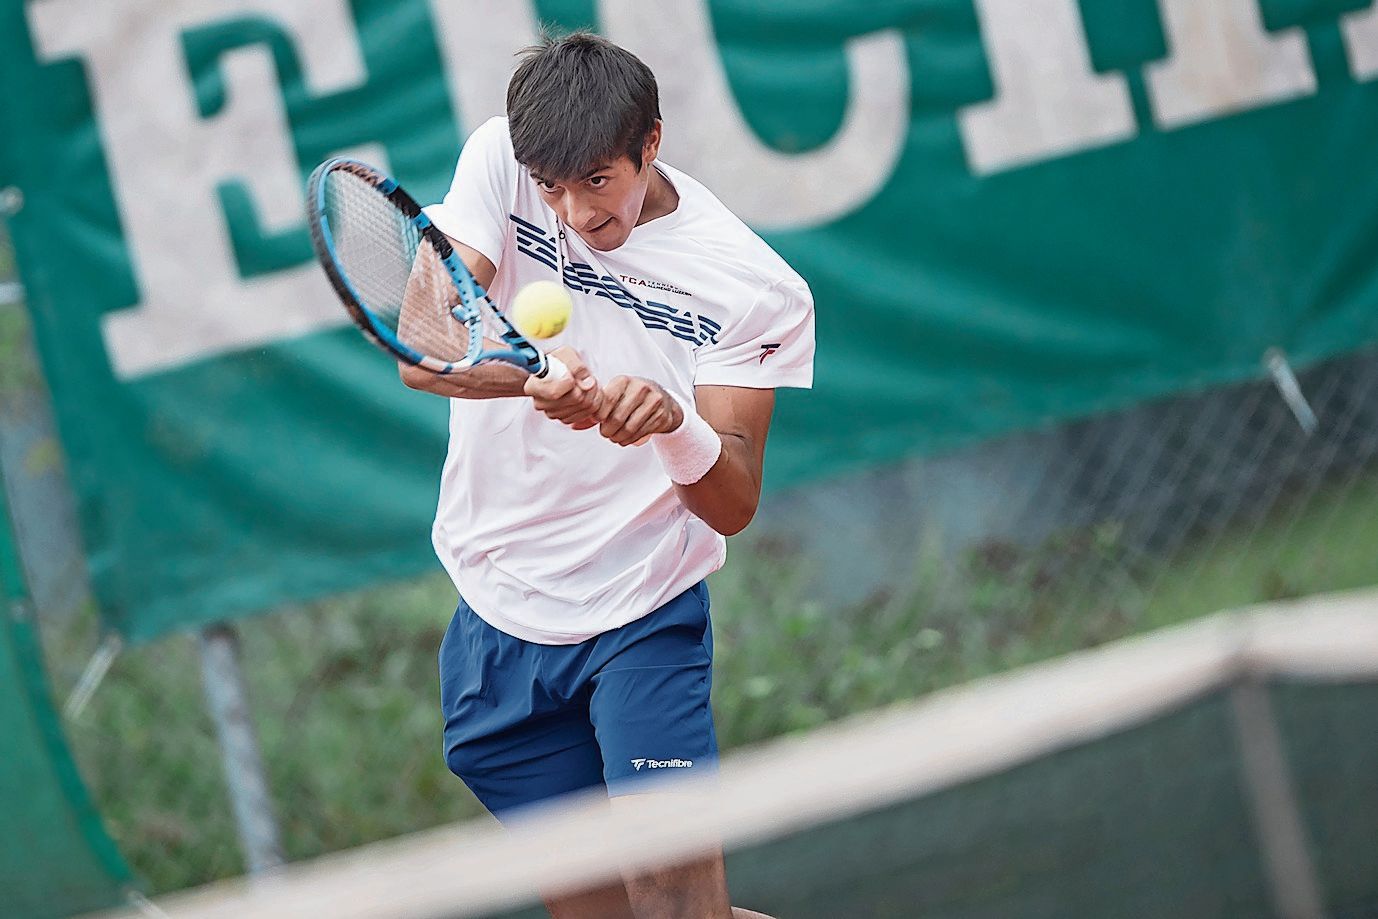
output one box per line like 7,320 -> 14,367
512,281 -> 573,339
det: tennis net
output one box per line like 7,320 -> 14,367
91,589 -> 1378,919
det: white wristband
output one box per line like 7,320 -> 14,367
653,393 -> 723,485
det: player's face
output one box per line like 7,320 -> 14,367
532,125 -> 664,251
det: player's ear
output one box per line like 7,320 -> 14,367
641,120 -> 663,168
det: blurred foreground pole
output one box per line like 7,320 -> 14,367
1230,678 -> 1323,919
198,623 -> 284,874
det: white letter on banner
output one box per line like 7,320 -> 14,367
958,0 -> 1136,176
599,0 -> 908,230
1341,4 -> 1378,81
27,0 -> 373,379
1146,0 -> 1316,129
429,0 -> 538,133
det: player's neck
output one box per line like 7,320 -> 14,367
635,164 -> 679,227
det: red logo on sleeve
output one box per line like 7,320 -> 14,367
759,343 -> 782,363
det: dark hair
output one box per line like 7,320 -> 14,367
506,31 -> 661,180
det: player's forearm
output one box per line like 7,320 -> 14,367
398,361 -> 529,399
673,436 -> 762,536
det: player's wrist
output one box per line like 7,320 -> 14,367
652,392 -> 722,485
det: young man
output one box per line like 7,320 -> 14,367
403,32 -> 814,919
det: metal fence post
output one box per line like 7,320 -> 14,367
197,622 -> 284,874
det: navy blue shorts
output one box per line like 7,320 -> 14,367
438,581 -> 718,818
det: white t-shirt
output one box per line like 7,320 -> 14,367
423,117 -> 814,644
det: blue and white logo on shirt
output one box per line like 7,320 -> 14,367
511,214 -> 722,348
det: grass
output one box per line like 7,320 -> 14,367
43,464 -> 1378,896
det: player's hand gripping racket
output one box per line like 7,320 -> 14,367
306,158 -> 567,380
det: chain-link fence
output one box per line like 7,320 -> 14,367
754,346 -> 1378,626
4,203 -> 1378,897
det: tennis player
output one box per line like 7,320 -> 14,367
404,32 -> 814,919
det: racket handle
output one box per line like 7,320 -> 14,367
539,354 -> 571,382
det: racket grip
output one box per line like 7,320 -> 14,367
539,354 -> 571,382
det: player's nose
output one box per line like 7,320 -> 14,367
563,198 -> 601,232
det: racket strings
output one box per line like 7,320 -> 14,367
323,171 -> 473,363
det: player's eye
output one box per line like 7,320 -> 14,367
537,180 -> 558,193
588,175 -> 610,188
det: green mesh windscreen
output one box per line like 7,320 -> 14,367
1270,682 -> 1378,918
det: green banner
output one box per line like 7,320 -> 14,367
4,0 -> 1378,641
0,468 -> 133,917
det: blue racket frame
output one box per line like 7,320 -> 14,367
307,157 -> 549,376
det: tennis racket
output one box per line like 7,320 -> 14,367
306,158 -> 566,379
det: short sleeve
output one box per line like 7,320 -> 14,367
694,277 -> 815,389
422,117 -> 515,268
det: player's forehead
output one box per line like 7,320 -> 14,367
526,156 -> 633,185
